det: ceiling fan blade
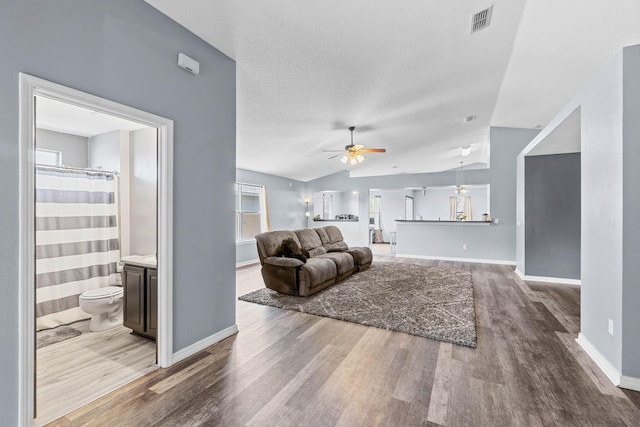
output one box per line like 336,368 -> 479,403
322,149 -> 345,152
359,148 -> 386,153
328,153 -> 345,159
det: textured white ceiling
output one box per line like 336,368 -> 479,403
145,0 -> 640,181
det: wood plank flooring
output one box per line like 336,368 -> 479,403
36,322 -> 157,426
47,257 -> 640,426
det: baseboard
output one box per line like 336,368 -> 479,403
517,271 -> 581,286
395,253 -> 516,266
576,333 -> 621,386
236,258 -> 260,268
172,324 -> 238,364
620,375 -> 640,392
515,268 -> 525,280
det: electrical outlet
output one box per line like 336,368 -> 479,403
494,218 -> 499,224
608,319 -> 614,335
463,244 -> 467,250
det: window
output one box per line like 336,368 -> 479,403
235,183 -> 269,241
35,148 -> 62,166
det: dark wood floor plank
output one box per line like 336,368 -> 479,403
47,257 -> 640,427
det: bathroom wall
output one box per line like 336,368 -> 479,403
36,128 -> 88,168
88,128 -> 157,257
88,129 -> 123,172
129,127 -> 157,256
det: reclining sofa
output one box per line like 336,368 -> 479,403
255,225 -> 373,296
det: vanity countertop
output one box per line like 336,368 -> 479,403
121,255 -> 157,268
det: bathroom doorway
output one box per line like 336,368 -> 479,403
18,74 -> 174,425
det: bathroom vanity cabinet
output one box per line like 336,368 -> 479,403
122,262 -> 157,341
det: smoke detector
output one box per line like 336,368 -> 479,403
471,6 -> 493,33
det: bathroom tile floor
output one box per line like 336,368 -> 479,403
35,324 -> 157,426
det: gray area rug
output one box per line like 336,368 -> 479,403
36,322 -> 85,349
239,262 -> 477,347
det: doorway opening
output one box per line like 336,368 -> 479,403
18,74 -> 174,426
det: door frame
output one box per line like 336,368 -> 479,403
18,73 -> 174,425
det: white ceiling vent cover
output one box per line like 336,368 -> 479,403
471,6 -> 493,33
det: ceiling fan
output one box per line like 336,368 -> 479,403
324,126 -> 386,165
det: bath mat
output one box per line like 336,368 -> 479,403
36,324 -> 83,349
239,262 -> 477,347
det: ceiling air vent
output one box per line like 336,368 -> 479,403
471,6 -> 493,33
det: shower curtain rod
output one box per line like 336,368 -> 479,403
36,164 -> 120,175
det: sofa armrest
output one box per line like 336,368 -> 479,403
263,256 -> 304,268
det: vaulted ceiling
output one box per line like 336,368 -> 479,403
146,0 -> 640,181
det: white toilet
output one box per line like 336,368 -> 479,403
79,286 -> 124,332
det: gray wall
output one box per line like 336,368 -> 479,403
518,44 -> 640,380
236,169 -> 306,264
622,46 -> 640,378
306,127 -> 539,262
525,153 -> 580,279
0,1 -> 236,423
35,128 -> 88,168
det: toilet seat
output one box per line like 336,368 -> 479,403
80,286 -> 123,300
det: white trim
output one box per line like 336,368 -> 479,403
18,73 -> 174,425
236,259 -> 260,268
172,325 -> 239,364
576,333 -> 621,386
395,253 -> 516,266
515,270 -> 581,286
620,375 -> 640,392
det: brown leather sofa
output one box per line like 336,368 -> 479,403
255,225 -> 373,296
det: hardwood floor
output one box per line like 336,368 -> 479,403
47,257 -> 640,426
36,322 -> 157,426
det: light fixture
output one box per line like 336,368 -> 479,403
340,127 -> 367,165
304,197 -> 311,225
461,145 -> 471,157
455,161 -> 469,195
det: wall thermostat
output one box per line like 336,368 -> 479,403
178,53 -> 200,75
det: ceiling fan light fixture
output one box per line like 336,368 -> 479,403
340,155 -> 348,164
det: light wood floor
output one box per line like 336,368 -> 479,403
36,322 -> 157,426
48,257 -> 640,426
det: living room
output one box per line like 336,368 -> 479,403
2,1 -> 640,425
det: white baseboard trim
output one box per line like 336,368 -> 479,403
395,253 -> 516,266
620,375 -> 640,392
172,324 -> 238,364
236,258 -> 260,268
515,270 -> 581,286
515,268 -> 525,280
576,333 -> 621,386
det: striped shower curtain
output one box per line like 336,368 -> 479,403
35,166 -> 121,331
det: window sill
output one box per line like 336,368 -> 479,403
236,239 -> 256,245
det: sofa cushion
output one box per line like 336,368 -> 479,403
347,247 -> 373,272
298,257 -> 337,295
325,241 -> 349,252
323,226 -> 345,244
294,228 -> 327,257
315,252 -> 355,279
